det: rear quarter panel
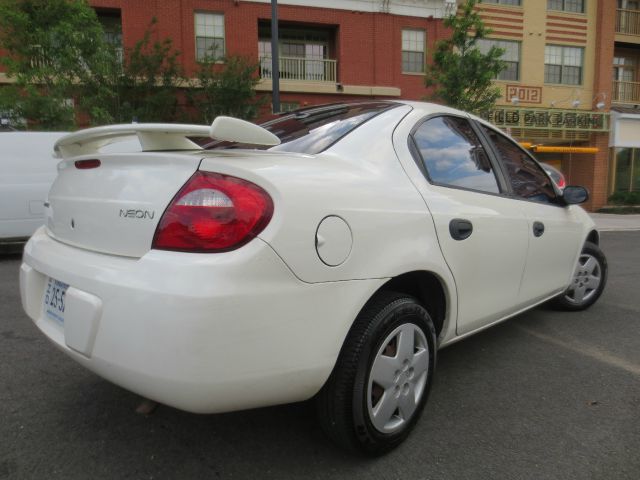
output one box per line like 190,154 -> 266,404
199,105 -> 455,286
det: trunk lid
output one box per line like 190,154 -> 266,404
46,153 -> 201,257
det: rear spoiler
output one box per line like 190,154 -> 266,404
54,116 -> 281,159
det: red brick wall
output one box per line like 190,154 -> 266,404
585,0 -> 616,211
89,0 -> 446,101
561,134 -> 609,212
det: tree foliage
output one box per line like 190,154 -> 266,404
81,19 -> 185,125
425,0 -> 506,114
189,56 -> 266,123
0,0 -> 108,129
0,1 -> 267,129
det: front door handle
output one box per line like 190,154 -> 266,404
533,221 -> 545,237
449,218 -> 473,241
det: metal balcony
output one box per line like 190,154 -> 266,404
259,56 -> 337,83
613,80 -> 640,104
616,8 -> 640,35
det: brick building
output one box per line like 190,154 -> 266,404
609,0 -> 640,199
473,0 -> 617,211
85,0 -> 454,110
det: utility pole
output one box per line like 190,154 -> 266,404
271,0 -> 280,113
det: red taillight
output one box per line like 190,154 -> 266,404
152,171 -> 274,252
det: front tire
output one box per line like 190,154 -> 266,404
316,292 -> 436,455
553,241 -> 607,311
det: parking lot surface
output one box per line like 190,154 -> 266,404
1,232 -> 639,480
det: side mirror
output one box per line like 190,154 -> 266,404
563,186 -> 589,205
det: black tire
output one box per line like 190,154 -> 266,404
552,241 -> 607,311
316,291 -> 436,456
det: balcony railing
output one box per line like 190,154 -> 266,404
613,80 -> 640,104
259,56 -> 337,83
616,8 -> 640,35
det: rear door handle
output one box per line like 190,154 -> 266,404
449,218 -> 473,241
533,221 -> 545,237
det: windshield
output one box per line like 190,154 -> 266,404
205,102 -> 400,154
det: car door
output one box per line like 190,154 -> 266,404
476,123 -> 584,305
408,114 -> 530,335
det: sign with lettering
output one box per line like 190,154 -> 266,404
484,108 -> 609,132
506,85 -> 542,104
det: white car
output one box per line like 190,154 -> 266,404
1,132 -> 67,247
19,102 -> 607,455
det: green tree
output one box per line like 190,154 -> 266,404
425,0 -> 506,114
81,19 -> 186,125
189,55 -> 266,123
0,0 -> 109,130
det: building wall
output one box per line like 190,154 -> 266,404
475,0 -> 617,211
479,1 -> 599,111
88,0 -> 448,104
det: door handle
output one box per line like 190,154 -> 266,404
449,218 -> 473,241
533,221 -> 545,237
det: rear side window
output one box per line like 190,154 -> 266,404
411,116 -> 501,194
205,102 -> 399,155
479,125 -> 557,203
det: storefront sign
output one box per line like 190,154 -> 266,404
506,85 -> 542,104
485,108 -> 609,132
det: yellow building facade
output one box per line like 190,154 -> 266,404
475,0 -> 615,211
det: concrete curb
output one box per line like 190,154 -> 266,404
589,214 -> 640,232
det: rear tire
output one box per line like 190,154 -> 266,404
316,291 -> 436,455
552,241 -> 607,311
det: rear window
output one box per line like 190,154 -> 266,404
205,102 -> 399,155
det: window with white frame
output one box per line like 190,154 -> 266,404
402,29 -> 425,73
195,12 -> 225,61
477,39 -> 520,81
544,45 -> 583,85
547,0 -> 585,13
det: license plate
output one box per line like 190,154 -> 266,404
43,277 -> 69,324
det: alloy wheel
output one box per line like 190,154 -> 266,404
367,323 -> 429,434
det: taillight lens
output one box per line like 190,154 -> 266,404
152,171 -> 274,252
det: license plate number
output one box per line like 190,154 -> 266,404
43,277 -> 69,324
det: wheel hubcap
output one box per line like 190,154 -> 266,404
367,323 -> 429,434
564,253 -> 602,305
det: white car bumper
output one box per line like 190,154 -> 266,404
20,227 -> 385,413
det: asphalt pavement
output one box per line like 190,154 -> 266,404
1,232 -> 639,480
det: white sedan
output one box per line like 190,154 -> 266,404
19,101 -> 607,455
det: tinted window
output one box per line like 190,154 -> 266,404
411,116 -> 501,194
205,102 -> 398,155
480,125 -> 557,203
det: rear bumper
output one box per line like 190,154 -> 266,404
21,227 -> 384,413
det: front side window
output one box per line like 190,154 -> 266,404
411,116 -> 501,194
477,39 -> 520,81
195,12 -> 225,61
480,125 -> 557,203
547,0 -> 585,13
402,29 -> 426,73
544,45 -> 583,85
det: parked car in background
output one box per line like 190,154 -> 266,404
541,162 -> 567,191
20,102 -> 607,455
1,132 -> 67,249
